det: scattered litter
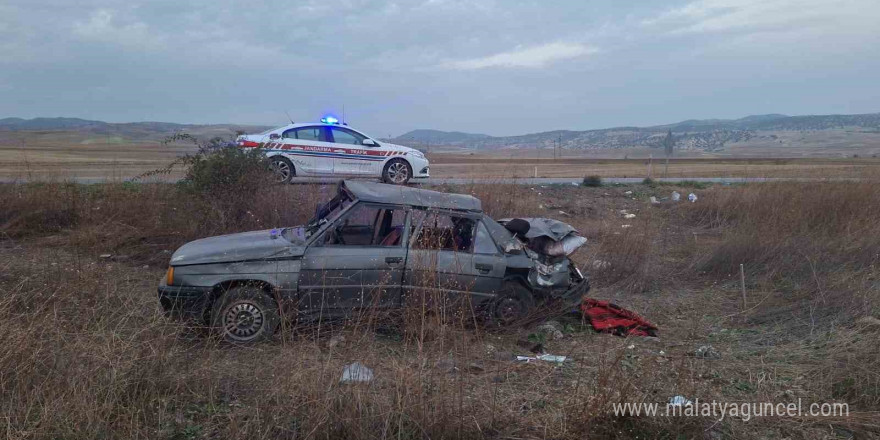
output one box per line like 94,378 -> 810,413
694,345 -> 721,359
624,213 -> 636,219
571,182 -> 579,186
671,191 -> 681,202
621,224 -> 632,228
627,344 -> 635,350
619,209 -> 629,214
99,254 -> 112,259
624,190 -> 633,195
340,362 -> 374,383
581,298 -> 659,337
669,395 -> 693,406
558,210 -> 570,217
591,260 -> 611,270
688,193 -> 698,203
516,354 -> 568,364
659,350 -> 666,355
650,196 -> 660,205
536,321 -> 565,340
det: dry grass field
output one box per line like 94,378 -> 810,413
427,155 -> 880,179
1,174 -> 879,438
3,138 -> 880,181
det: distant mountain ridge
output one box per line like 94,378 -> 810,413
4,113 -> 880,152
393,113 -> 880,151
0,117 -> 271,142
394,129 -> 492,144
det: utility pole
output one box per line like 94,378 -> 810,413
663,129 -> 674,178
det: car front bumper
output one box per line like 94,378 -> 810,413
158,283 -> 213,322
407,155 -> 430,178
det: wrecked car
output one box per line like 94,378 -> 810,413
158,180 -> 590,343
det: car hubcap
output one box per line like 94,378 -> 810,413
223,302 -> 264,340
387,162 -> 409,183
271,159 -> 291,182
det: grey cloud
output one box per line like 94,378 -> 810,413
1,0 -> 879,136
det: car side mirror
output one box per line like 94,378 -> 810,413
269,133 -> 280,140
362,139 -> 377,146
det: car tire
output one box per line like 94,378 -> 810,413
210,285 -> 280,344
382,159 -> 412,185
270,156 -> 295,184
489,281 -> 536,327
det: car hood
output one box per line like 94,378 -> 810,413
170,228 -> 305,266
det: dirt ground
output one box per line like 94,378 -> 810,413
3,141 -> 880,181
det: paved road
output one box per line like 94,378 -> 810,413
0,176 -> 864,185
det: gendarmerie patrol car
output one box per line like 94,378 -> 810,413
237,117 -> 429,185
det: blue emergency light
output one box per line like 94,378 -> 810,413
321,116 -> 339,125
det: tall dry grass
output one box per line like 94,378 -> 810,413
1,179 -> 879,438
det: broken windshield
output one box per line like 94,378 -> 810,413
305,192 -> 354,236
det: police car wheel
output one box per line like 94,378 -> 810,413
270,157 -> 294,183
382,159 -> 411,185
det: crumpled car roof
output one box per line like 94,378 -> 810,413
498,217 -> 578,241
341,180 -> 482,212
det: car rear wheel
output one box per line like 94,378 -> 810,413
382,159 -> 412,185
211,285 -> 280,344
490,282 -> 536,326
270,156 -> 294,183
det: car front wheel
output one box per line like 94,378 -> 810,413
490,282 -> 536,327
382,159 -> 412,185
270,156 -> 294,183
211,285 -> 280,344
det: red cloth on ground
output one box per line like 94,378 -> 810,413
580,298 -> 658,337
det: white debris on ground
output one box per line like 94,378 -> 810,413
669,395 -> 693,406
621,224 -> 632,228
515,354 -> 567,364
688,193 -> 698,203
672,191 -> 681,202
624,213 -> 636,219
591,260 -> 611,270
340,362 -> 374,383
650,196 -> 660,205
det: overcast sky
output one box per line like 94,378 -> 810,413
2,0 -> 879,136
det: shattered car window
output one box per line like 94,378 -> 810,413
320,204 -> 406,247
413,212 -> 475,252
306,193 -> 354,236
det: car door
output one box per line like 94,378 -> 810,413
328,127 -> 376,175
298,202 -> 410,313
403,210 -> 506,313
279,126 -> 333,175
